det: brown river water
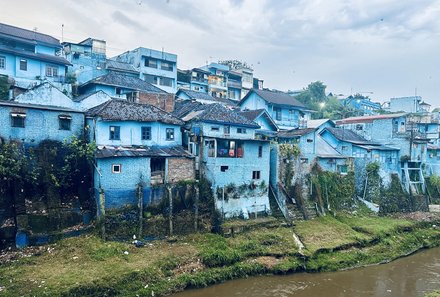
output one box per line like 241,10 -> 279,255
173,248 -> 440,297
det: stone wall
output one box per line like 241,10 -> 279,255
167,157 -> 195,183
138,92 -> 175,113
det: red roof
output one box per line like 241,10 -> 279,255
336,113 -> 406,124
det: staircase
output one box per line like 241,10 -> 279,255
402,162 -> 426,195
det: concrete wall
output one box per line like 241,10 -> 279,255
196,121 -> 256,139
94,157 -> 151,209
202,139 -> 271,218
15,82 -> 76,109
93,120 -> 182,147
0,105 -> 84,144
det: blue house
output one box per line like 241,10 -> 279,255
238,109 -> 279,139
200,63 -> 229,99
340,96 -> 382,115
174,101 -> 271,218
86,100 -> 194,210
79,72 -> 175,112
0,100 -> 84,145
63,38 -> 139,85
320,127 -> 400,181
226,70 -> 242,101
113,47 -> 177,93
177,68 -> 210,93
427,145 -> 440,176
239,89 -> 312,130
0,22 -> 71,93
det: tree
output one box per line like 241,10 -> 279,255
0,75 -> 10,100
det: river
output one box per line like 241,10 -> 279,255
173,248 -> 440,297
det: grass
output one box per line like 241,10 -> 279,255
294,215 -> 370,253
0,214 -> 439,296
426,290 -> 440,297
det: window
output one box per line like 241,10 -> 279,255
159,77 -> 173,87
224,125 -> 230,135
211,126 -> 220,132
237,128 -> 247,134
252,171 -> 261,180
19,59 -> 27,71
288,109 -> 294,120
112,164 -> 121,173
115,87 -> 122,95
58,115 -> 71,130
166,128 -> 174,141
306,139 -> 313,143
11,113 -> 26,128
109,126 -> 120,140
220,166 -> 229,172
274,108 -> 281,121
217,140 -> 244,158
144,74 -> 157,84
341,145 -> 348,151
45,65 -> 58,77
258,145 -> 263,158
0,56 -> 5,69
356,124 -> 363,131
337,165 -> 348,174
205,140 -> 216,157
144,58 -> 157,68
161,61 -> 173,71
141,126 -> 151,140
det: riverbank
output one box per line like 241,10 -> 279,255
0,212 -> 439,296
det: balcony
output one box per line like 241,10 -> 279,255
191,77 -> 208,84
227,80 -> 242,89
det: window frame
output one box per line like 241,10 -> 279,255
19,59 -> 27,71
166,128 -> 175,141
258,145 -> 263,158
252,170 -> 261,180
0,56 -> 5,69
274,107 -> 281,121
58,115 -> 72,131
237,127 -> 247,134
144,58 -> 157,68
141,126 -> 152,140
112,164 -> 122,174
159,76 -> 173,87
45,64 -> 58,77
109,125 -> 121,140
160,61 -> 173,71
11,113 -> 26,128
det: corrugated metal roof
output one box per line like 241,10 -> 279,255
96,145 -> 193,159
307,119 -> 334,128
354,144 -> 400,151
336,113 -> 407,124
277,128 -> 316,138
0,100 -> 82,113
81,72 -> 166,94
0,22 -> 61,46
241,89 -> 307,108
86,100 -> 183,125
0,45 -> 71,65
106,60 -> 139,74
323,127 -> 372,145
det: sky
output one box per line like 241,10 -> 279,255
2,0 -> 439,107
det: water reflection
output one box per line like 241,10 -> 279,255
173,248 -> 440,297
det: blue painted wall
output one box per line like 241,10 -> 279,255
0,104 -> 84,144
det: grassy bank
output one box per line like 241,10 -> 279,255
0,213 -> 439,296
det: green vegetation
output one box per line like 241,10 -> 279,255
426,290 -> 440,297
0,213 -> 439,296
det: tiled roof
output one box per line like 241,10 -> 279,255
174,101 -> 259,128
238,109 -> 265,121
0,23 -> 61,46
82,72 -> 166,94
336,113 -> 407,124
106,60 -> 139,74
86,100 -> 183,125
307,119 -> 334,129
177,89 -> 216,101
0,100 -> 82,113
0,45 -> 71,65
323,127 -> 371,144
243,89 -> 307,108
277,128 -> 316,138
172,100 -> 205,118
96,145 -> 192,159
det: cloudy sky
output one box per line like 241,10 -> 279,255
2,0 -> 439,106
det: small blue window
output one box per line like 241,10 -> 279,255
109,126 -> 120,140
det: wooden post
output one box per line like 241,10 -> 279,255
137,184 -> 143,239
194,184 -> 199,232
168,185 -> 173,236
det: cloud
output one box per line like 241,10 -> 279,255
1,0 -> 439,106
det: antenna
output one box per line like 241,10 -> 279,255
61,24 -> 64,43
